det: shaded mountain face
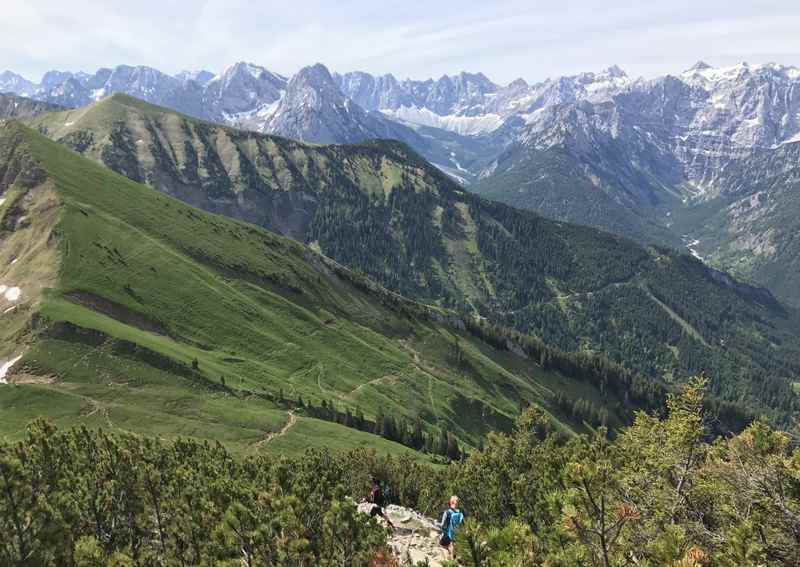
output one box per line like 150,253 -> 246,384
671,141 -> 800,304
0,71 -> 37,97
201,62 -> 287,120
0,93 -> 65,119
243,63 -> 425,147
23,94 -> 800,422
470,63 -> 800,306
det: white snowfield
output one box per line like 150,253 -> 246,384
0,355 -> 23,384
0,284 -> 22,302
381,105 -> 503,136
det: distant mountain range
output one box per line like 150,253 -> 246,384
3,60 -> 800,307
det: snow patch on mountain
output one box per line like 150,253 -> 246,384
683,61 -> 800,85
381,105 -> 503,135
774,131 -> 800,147
0,355 -> 23,383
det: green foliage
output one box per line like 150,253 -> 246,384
456,519 -> 537,567
23,94 -> 800,423
376,378 -> 800,566
4,379 -> 800,566
0,422 -> 387,566
0,120 -> 666,455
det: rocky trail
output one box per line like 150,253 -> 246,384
359,503 -> 445,566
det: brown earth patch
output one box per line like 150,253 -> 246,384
64,291 -> 168,335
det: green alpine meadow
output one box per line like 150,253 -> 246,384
21,94 -> 800,423
1,119 -> 665,452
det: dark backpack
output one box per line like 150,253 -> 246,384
371,485 -> 385,507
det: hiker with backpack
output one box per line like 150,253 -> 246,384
367,477 -> 395,529
439,495 -> 464,559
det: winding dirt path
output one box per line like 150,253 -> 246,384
254,410 -> 296,449
349,374 -> 401,395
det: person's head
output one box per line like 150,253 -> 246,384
449,495 -> 459,510
371,476 -> 380,486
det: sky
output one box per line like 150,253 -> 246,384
2,0 -> 800,84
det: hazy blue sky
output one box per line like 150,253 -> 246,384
3,0 -> 799,84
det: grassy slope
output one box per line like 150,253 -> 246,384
22,97 -> 800,420
0,121 -> 631,456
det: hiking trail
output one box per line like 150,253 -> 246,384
254,410 -> 296,448
358,503 -> 445,566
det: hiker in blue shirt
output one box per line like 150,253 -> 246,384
439,495 -> 464,559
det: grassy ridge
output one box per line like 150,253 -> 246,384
23,95 -> 800,421
0,122 -> 636,455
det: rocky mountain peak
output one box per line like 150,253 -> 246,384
283,63 -> 345,109
602,65 -> 627,79
203,62 -> 287,117
0,71 -> 35,96
292,63 -> 337,87
175,70 -> 215,85
40,70 -> 75,90
686,60 -> 713,73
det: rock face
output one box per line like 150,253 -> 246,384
254,64 -> 425,147
201,62 -> 287,121
0,71 -> 37,97
0,94 -> 65,119
358,503 -> 445,566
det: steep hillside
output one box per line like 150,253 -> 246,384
0,120 -> 657,453
0,93 -> 65,119
471,63 -> 800,307
671,141 -> 800,305
473,137 -> 683,246
22,96 -> 800,421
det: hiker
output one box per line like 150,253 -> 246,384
439,495 -> 464,559
367,477 -> 395,529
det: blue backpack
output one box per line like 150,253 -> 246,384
443,508 -> 464,540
